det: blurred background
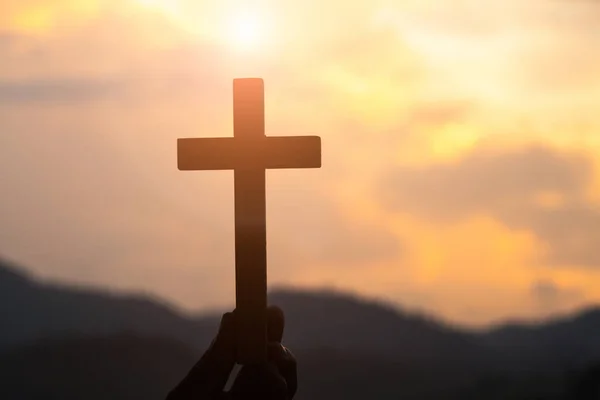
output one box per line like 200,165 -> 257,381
1,0 -> 600,398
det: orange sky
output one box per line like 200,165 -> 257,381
1,0 -> 600,327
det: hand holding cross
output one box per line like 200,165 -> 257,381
177,78 -> 321,365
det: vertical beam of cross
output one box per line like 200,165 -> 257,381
177,78 -> 321,365
233,79 -> 268,364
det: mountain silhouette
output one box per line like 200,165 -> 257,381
0,334 -> 196,400
481,308 -> 600,373
0,258 -> 221,351
269,289 -> 488,370
2,257 -> 600,399
0,259 -> 483,364
1,332 -> 598,399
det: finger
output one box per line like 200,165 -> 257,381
266,307 -> 297,398
268,343 -> 298,399
281,346 -> 298,399
267,305 -> 285,343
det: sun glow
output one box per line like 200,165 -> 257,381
133,0 -> 273,51
226,11 -> 268,50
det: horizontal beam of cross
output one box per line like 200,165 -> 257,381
177,136 -> 321,171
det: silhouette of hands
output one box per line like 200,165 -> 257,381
166,306 -> 297,400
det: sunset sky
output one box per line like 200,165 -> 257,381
1,0 -> 600,328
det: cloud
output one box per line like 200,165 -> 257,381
380,145 -> 600,267
1,0 -> 600,325
531,279 -> 584,311
0,78 -> 122,103
268,190 -> 401,270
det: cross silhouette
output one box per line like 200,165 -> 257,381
178,78 -> 321,364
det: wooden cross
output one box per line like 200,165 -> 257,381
177,78 -> 321,365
